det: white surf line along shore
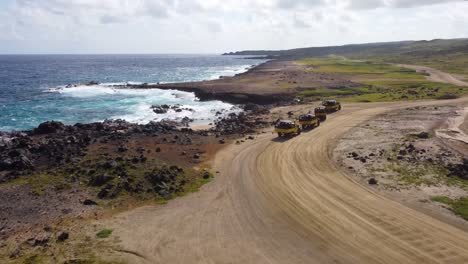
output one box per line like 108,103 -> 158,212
436,107 -> 468,144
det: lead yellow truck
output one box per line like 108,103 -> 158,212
322,100 -> 342,112
274,120 -> 301,137
298,114 -> 320,129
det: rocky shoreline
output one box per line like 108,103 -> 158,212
110,60 -> 296,105
0,103 -> 272,241
109,59 -> 360,106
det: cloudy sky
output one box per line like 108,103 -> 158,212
0,0 -> 467,54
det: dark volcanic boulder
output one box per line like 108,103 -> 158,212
85,81 -> 99,86
0,136 -> 13,150
181,116 -> 194,127
34,121 -> 66,134
244,103 -> 260,112
448,159 -> 468,180
56,231 -> 69,242
1,150 -> 34,171
144,121 -> 177,133
368,178 -> 378,185
83,199 -> 98,206
0,158 -> 13,171
97,186 -> 111,199
89,174 -> 114,187
151,105 -> 170,114
13,154 -> 33,170
415,132 -> 430,139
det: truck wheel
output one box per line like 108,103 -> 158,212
297,129 -> 302,135
277,133 -> 282,137
338,105 -> 342,110
317,120 -> 320,127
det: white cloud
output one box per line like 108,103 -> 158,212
387,0 -> 462,8
346,0 -> 384,10
0,0 -> 467,53
276,0 -> 325,9
346,0 -> 463,9
293,15 -> 311,28
100,15 -> 127,24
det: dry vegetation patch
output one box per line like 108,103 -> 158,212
334,105 -> 468,225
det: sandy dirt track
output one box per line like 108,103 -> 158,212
107,98 -> 468,264
397,64 -> 468,87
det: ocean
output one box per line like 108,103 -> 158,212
0,54 -> 267,131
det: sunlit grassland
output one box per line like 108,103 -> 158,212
431,196 -> 468,221
342,80 -> 466,102
365,53 -> 468,81
299,57 -> 425,80
296,57 -> 468,102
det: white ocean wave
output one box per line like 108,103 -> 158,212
46,82 -> 240,125
40,62 -> 259,126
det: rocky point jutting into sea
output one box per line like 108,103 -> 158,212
0,54 -> 268,132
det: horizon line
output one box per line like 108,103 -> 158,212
2,36 -> 468,56
0,52 -> 225,56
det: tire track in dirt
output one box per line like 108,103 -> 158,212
105,98 -> 468,264
436,107 -> 468,144
396,64 -> 468,87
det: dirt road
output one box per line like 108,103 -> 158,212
436,107 -> 468,145
397,64 -> 468,86
106,98 -> 468,264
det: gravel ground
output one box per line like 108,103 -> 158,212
334,105 -> 468,230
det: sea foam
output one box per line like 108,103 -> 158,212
47,83 -> 240,125
0,54 -> 267,131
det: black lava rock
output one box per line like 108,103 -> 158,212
34,121 -> 65,134
57,231 -> 69,242
416,132 -> 430,139
83,199 -> 98,206
89,174 -> 114,187
368,178 -> 378,185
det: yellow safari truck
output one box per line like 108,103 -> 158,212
274,120 -> 301,137
322,100 -> 342,112
298,114 -> 320,129
314,107 -> 327,121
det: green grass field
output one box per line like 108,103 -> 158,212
297,57 -> 467,102
431,196 -> 468,221
342,80 -> 465,102
364,53 -> 468,81
299,57 -> 425,80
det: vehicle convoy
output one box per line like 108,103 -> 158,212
298,114 -> 320,129
275,120 -> 301,137
323,100 -> 341,112
314,107 -> 327,121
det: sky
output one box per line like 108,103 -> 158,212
0,0 -> 467,54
